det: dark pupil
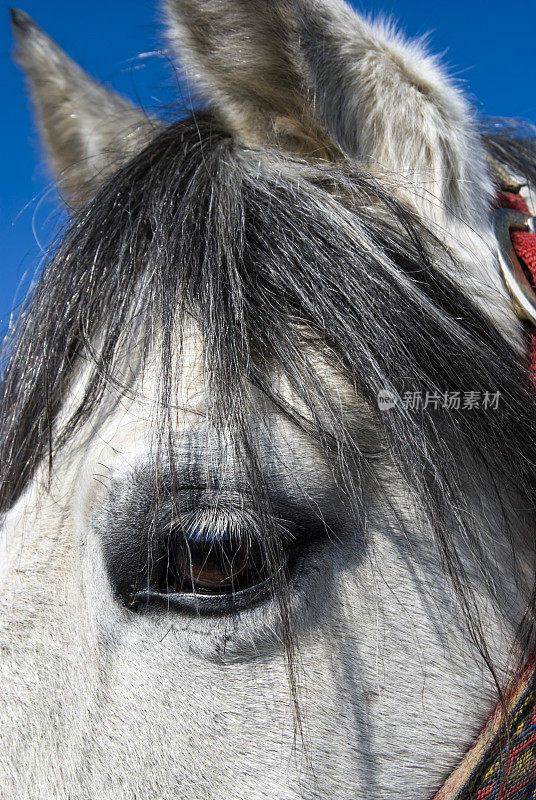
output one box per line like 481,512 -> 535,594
169,533 -> 265,595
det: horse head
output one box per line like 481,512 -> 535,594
3,2 -> 536,798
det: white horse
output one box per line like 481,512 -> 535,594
3,2 -> 536,798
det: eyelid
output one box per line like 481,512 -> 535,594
131,572 -> 280,616
164,504 -> 298,548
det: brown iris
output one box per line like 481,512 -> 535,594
169,529 -> 266,595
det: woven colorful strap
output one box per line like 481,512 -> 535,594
433,657 -> 536,799
432,187 -> 536,799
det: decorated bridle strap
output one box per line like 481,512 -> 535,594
431,175 -> 536,800
494,188 -> 536,380
432,655 -> 536,799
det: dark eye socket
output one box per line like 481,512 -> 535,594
167,528 -> 267,596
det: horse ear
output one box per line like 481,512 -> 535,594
290,0 -> 489,216
165,0 -> 489,220
163,0 -> 337,159
11,9 -> 161,208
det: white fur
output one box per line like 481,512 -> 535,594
0,336 -> 532,799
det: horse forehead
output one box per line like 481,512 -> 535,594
67,320 -> 361,455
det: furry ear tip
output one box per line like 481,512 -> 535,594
9,8 -> 37,38
10,8 -> 47,56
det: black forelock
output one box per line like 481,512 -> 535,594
2,110 -> 536,681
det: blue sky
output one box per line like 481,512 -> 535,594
1,0 -> 536,327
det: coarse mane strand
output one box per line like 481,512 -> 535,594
2,111 -> 536,694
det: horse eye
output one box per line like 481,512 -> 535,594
167,531 -> 267,596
